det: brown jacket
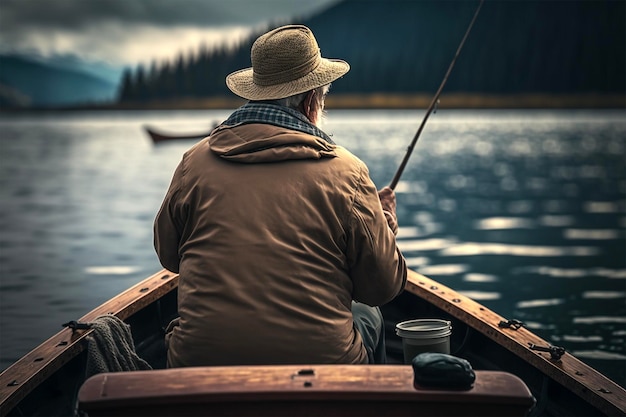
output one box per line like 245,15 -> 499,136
154,123 -> 407,367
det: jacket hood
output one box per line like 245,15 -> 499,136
209,123 -> 337,163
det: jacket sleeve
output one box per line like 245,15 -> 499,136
153,161 -> 187,273
346,165 -> 407,306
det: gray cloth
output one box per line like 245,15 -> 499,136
85,314 -> 152,378
352,302 -> 387,364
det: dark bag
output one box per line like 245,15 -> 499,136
411,352 -> 476,390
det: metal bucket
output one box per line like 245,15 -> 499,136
395,319 -> 452,364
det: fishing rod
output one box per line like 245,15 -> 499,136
389,0 -> 484,190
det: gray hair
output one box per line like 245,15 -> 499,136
272,84 -> 330,110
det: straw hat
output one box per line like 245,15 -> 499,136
226,25 -> 350,101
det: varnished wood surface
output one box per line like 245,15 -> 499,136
403,271 -> 626,417
0,270 -> 179,416
2,268 -> 625,416
78,366 -> 534,416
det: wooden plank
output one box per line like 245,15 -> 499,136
3,267 -> 625,416
0,269 -> 179,416
78,365 -> 534,417
403,270 -> 626,416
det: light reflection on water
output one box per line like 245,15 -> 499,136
515,266 -> 626,279
573,317 -> 626,324
582,291 -> 626,299
539,215 -> 575,227
0,109 -> 624,387
440,243 -> 600,257
457,290 -> 501,301
516,298 -> 565,308
564,229 -> 623,240
463,273 -> 498,283
573,351 -> 626,360
474,217 -> 535,229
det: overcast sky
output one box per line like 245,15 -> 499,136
0,0 -> 339,66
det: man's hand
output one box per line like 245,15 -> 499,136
378,186 -> 398,235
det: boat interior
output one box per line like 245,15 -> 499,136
2,270 -> 623,417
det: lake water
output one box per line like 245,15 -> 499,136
0,109 -> 624,387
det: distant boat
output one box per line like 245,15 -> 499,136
143,124 -> 217,144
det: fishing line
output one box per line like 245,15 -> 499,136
389,0 -> 485,190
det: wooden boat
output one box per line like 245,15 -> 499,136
1,269 -> 625,416
143,125 -> 216,144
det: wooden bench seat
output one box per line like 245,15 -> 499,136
78,365 -> 535,416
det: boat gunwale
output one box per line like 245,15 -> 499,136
1,268 -> 625,417
403,271 -> 626,416
0,270 -> 179,416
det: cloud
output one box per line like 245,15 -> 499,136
2,21 -> 254,66
0,0 -> 338,66
0,0 -> 332,29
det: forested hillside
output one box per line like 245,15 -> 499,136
117,0 -> 625,107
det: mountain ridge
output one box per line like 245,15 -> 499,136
2,0 -> 624,109
0,54 -> 118,108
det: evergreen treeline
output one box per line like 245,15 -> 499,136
118,0 -> 625,103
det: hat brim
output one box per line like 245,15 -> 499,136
226,58 -> 350,101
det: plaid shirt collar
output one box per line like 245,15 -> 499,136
219,102 -> 335,144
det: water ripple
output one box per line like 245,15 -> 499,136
418,264 -> 469,276
562,335 -> 604,342
84,266 -> 140,275
582,291 -> 626,299
463,273 -> 498,283
514,266 -> 626,279
440,243 -> 599,257
564,229 -> 622,240
572,350 -> 626,360
458,291 -> 501,301
516,298 -> 564,308
584,201 -> 621,213
405,256 -> 430,268
573,316 -> 626,324
539,215 -> 576,227
398,238 -> 456,252
524,321 -> 557,330
474,217 -> 535,230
